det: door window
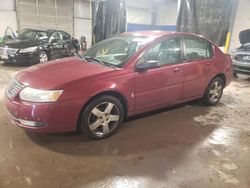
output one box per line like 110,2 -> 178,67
34,31 -> 48,40
50,32 -> 61,42
183,38 -> 213,60
142,38 -> 182,66
60,31 -> 71,40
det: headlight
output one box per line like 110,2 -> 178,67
19,47 -> 37,53
19,87 -> 63,102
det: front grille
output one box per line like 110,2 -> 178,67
235,54 -> 250,63
0,47 -> 18,55
6,79 -> 25,98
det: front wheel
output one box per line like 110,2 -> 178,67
79,95 -> 125,139
202,77 -> 224,106
68,46 -> 78,56
39,51 -> 48,63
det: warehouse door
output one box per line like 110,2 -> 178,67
16,0 -> 73,35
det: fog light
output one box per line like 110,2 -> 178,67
12,116 -> 46,127
19,119 -> 46,127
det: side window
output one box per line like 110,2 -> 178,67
50,32 -> 61,42
34,32 -> 47,40
60,32 -> 70,40
184,38 -> 213,60
142,38 -> 181,66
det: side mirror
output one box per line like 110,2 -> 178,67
136,60 -> 159,72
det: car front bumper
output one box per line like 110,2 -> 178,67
5,95 -> 86,133
233,59 -> 250,75
0,52 -> 39,64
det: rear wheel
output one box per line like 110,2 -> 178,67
202,77 -> 224,106
79,95 -> 125,139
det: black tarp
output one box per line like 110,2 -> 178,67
177,0 -> 232,46
93,0 -> 127,44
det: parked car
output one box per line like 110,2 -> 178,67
5,31 -> 232,139
232,29 -> 250,76
0,29 -> 79,65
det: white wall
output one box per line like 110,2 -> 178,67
127,7 -> 152,24
73,0 -> 91,48
230,0 -> 250,51
156,0 -> 178,25
126,0 -> 153,24
126,0 -> 178,26
0,0 -> 17,37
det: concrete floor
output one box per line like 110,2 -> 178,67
0,62 -> 250,188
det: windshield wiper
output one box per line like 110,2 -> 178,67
78,55 -> 118,68
81,55 -> 105,66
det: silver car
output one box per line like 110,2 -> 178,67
232,43 -> 250,76
232,29 -> 250,76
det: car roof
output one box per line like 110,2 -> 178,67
21,28 -> 68,34
21,28 -> 47,33
46,29 -> 67,33
122,30 -> 212,43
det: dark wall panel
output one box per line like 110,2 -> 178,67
177,0 -> 232,46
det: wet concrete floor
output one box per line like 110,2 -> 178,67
0,62 -> 250,188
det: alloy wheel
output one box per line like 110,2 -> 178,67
87,102 -> 120,137
39,53 -> 48,63
69,47 -> 77,56
209,81 -> 223,103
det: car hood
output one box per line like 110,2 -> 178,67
16,57 -> 115,89
239,29 -> 250,44
234,43 -> 250,53
0,39 -> 46,49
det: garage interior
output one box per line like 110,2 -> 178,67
0,0 -> 250,187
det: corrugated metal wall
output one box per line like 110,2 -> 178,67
16,0 -> 73,35
73,0 -> 91,47
0,0 -> 17,36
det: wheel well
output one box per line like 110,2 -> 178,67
203,73 -> 226,97
214,73 -> 226,86
39,49 -> 49,58
76,91 -> 128,130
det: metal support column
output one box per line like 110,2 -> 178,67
224,0 -> 239,53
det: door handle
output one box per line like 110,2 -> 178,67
206,62 -> 210,67
173,67 -> 181,73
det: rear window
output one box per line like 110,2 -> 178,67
184,38 -> 213,60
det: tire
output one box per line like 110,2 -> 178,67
69,46 -> 78,56
79,95 -> 125,139
38,51 -> 48,64
202,77 -> 224,106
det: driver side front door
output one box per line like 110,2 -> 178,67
49,32 -> 64,59
134,38 -> 184,111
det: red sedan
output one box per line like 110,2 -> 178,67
5,31 -> 232,139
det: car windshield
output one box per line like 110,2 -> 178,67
83,35 -> 155,67
17,30 -> 48,40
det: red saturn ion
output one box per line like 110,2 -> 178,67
5,31 -> 232,139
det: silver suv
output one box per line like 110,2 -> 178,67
232,29 -> 250,76
232,43 -> 250,76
